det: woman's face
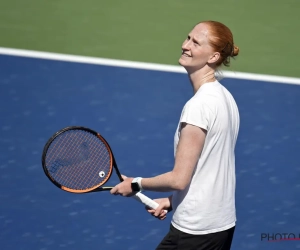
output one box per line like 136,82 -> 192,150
179,23 -> 216,72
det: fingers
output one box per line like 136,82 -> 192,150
157,209 -> 167,220
154,205 -> 165,217
145,206 -> 167,220
158,215 -> 167,220
121,174 -> 127,180
110,178 -> 133,196
110,186 -> 119,195
145,207 -> 155,213
153,210 -> 167,220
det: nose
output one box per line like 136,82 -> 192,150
182,39 -> 191,51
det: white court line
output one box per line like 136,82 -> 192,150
0,47 -> 300,85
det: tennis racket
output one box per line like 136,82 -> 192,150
42,126 -> 163,210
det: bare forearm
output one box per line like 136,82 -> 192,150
141,171 -> 186,192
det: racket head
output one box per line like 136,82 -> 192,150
42,126 -> 114,193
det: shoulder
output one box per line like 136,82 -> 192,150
185,93 -> 215,115
181,96 -> 215,122
185,96 -> 210,109
194,81 -> 233,107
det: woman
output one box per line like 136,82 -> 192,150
111,20 -> 240,250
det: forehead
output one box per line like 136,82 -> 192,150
189,23 -> 210,42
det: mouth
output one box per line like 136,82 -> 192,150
181,52 -> 191,57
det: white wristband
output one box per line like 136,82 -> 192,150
136,177 -> 143,191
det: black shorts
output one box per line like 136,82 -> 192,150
156,224 -> 235,250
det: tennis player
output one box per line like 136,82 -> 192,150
111,20 -> 240,250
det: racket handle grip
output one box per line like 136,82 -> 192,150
132,192 -> 168,213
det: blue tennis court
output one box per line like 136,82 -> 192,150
0,54 -> 300,250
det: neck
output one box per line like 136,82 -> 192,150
187,67 -> 216,94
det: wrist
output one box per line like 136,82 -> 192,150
131,177 -> 143,192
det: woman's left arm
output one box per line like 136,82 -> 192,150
110,123 -> 206,196
142,122 -> 206,192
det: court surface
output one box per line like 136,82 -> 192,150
0,52 -> 300,250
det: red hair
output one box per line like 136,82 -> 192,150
200,21 -> 239,67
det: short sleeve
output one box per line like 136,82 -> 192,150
180,99 -> 213,131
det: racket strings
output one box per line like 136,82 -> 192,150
50,132 -> 109,189
48,132 -> 91,187
65,132 -> 110,187
45,129 -> 112,191
60,133 -> 99,186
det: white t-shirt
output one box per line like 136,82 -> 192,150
171,80 -> 240,235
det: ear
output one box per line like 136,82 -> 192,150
208,52 -> 220,64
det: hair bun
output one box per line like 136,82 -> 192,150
232,45 -> 239,57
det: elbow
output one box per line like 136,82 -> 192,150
172,181 -> 189,191
170,172 -> 190,191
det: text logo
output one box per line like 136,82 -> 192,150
261,233 -> 300,242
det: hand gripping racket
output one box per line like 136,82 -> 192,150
42,126 -> 163,211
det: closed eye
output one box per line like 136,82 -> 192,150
193,39 -> 199,45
